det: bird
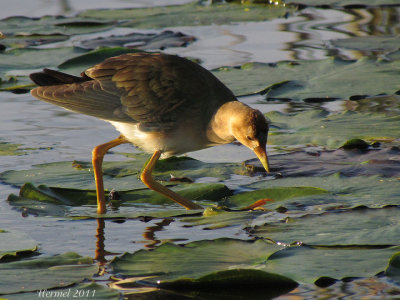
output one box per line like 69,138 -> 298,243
29,52 -> 270,214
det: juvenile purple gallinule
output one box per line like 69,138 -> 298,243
30,52 -> 270,214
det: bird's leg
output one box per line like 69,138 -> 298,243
92,135 -> 128,214
141,150 -> 203,210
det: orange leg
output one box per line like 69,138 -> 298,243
141,150 -> 203,210
92,135 -> 128,214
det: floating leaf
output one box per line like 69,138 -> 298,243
385,252 -> 400,284
0,142 -> 23,156
247,174 -> 400,210
80,2 -> 293,28
0,252 -> 98,294
79,30 -> 195,51
266,110 -> 400,149
226,186 -> 327,208
213,56 -> 400,100
251,146 -> 400,177
110,238 -> 284,282
0,229 -> 37,261
252,207 -> 400,246
7,182 -> 230,217
264,245 -> 400,284
158,269 -> 298,299
285,0 -> 400,8
0,154 -> 244,190
4,282 -> 120,300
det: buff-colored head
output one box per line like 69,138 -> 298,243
209,101 -> 270,173
230,105 -> 270,173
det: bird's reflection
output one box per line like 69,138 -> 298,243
94,217 -> 174,264
94,218 -> 107,265
142,218 -> 174,249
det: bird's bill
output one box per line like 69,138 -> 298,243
253,145 -> 270,173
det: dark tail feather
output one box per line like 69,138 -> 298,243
29,68 -> 91,86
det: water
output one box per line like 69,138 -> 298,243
1,1 -> 399,298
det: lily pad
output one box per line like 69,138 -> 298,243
265,110 -> 400,149
385,251 -> 400,284
0,252 -> 98,294
6,182 -> 230,217
330,36 -> 400,53
0,142 -> 23,156
80,1 -> 293,28
227,186 -> 327,208
0,229 -> 37,261
264,245 -> 400,284
251,146 -> 400,177
285,0 -> 400,8
247,174 -> 400,210
158,269 -> 298,299
252,207 -> 400,246
110,238 -> 284,282
4,282 -> 120,300
212,56 -> 400,100
79,30 -> 195,51
0,154 -> 244,190
0,16 -> 113,40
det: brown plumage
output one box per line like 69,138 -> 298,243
30,52 -> 270,214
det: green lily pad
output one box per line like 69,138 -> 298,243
4,282 -> 120,300
0,229 -> 37,261
266,110 -> 400,149
80,1 -> 293,29
79,30 -> 195,51
158,269 -> 298,299
110,238 -> 284,282
0,16 -> 113,40
110,237 -> 400,286
285,0 -> 400,8
182,209 -> 266,230
212,56 -> 400,100
0,154 -> 244,190
331,36 -> 400,52
0,252 -> 98,294
385,252 -> 400,284
264,245 -> 400,284
6,182 -> 230,217
247,174 -> 400,210
227,186 -> 327,208
58,47 -> 143,75
252,146 -> 400,177
252,207 -> 400,246
0,142 -> 23,156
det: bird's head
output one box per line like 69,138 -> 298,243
230,105 -> 270,173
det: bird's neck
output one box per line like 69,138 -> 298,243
206,101 -> 250,145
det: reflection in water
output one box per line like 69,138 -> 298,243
142,218 -> 174,249
94,218 -> 107,265
282,7 -> 400,61
94,217 -> 175,264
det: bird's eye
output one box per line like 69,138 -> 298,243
246,135 -> 254,141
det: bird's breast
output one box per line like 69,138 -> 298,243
109,121 -> 218,157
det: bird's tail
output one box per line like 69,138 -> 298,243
29,68 -> 91,86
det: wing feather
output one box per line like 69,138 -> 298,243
31,52 -> 237,131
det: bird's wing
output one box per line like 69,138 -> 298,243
31,53 -> 236,130
31,78 -> 130,122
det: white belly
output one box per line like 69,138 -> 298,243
108,121 -> 213,157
